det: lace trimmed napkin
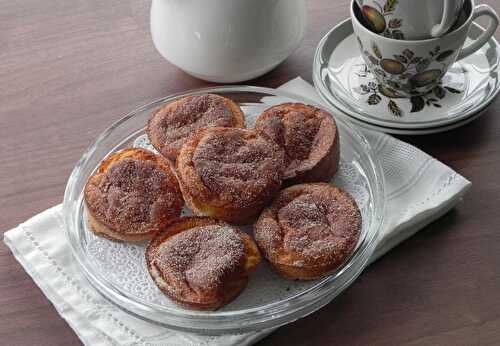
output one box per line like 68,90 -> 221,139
3,77 -> 471,346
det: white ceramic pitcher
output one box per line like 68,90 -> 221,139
150,0 -> 307,83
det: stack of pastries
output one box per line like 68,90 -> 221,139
84,94 -> 361,310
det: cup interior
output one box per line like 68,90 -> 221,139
449,0 -> 472,32
352,0 -> 473,41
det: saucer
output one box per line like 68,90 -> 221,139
313,18 -> 500,130
344,107 -> 488,135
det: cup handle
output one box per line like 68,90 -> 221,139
431,0 -> 461,37
457,4 -> 499,61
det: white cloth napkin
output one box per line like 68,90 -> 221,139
3,77 -> 471,346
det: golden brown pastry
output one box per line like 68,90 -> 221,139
146,217 -> 260,310
176,127 -> 285,224
147,94 -> 245,161
84,148 -> 183,242
255,103 -> 340,185
254,183 -> 361,280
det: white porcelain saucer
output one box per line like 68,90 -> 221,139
344,107 -> 488,135
313,18 -> 500,131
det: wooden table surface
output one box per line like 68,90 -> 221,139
1,1 -> 499,345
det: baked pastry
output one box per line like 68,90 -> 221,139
254,183 -> 361,280
84,148 -> 183,242
255,103 -> 340,185
147,94 -> 245,161
146,217 -> 260,310
176,127 -> 285,224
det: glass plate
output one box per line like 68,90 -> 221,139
63,86 -> 385,335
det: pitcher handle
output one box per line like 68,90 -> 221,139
432,0 -> 462,37
457,4 -> 499,60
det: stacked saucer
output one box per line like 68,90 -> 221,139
313,19 -> 500,135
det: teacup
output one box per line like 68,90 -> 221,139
356,0 -> 465,40
352,0 -> 499,97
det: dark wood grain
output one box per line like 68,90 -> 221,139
1,1 -> 499,345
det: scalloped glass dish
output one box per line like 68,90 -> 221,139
63,86 -> 385,335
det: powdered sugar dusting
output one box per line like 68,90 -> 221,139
148,94 -> 240,158
257,184 -> 361,266
152,225 -> 246,292
192,128 -> 284,207
85,157 -> 182,235
255,104 -> 337,178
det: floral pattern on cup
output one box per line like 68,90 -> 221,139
356,37 -> 457,97
358,0 -> 405,39
354,64 -> 463,117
